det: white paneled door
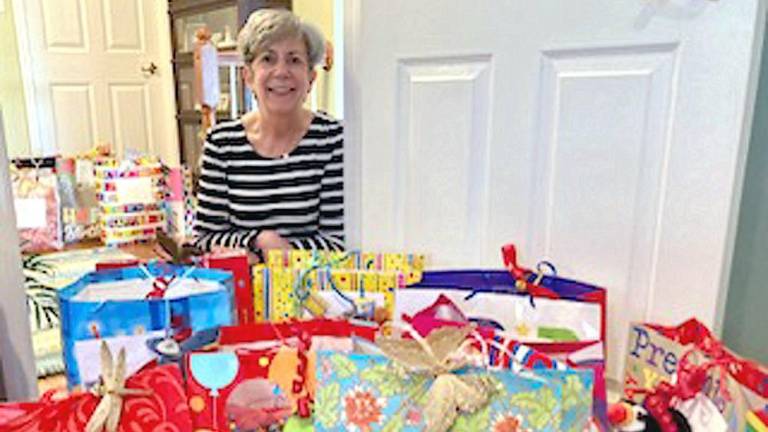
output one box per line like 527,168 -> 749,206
16,0 -> 178,162
346,1 -> 765,378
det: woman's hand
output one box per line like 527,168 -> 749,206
254,230 -> 292,250
152,242 -> 176,263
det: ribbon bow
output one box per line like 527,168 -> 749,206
625,350 -> 729,432
86,342 -> 151,432
376,325 -> 499,432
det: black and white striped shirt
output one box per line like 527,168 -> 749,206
194,112 -> 344,252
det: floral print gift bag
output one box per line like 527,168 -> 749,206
11,157 -> 63,253
314,326 -> 594,432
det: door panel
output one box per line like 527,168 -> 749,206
50,84 -> 97,155
395,57 -> 492,266
350,0 -> 764,379
102,0 -> 144,52
109,84 -> 152,155
41,0 -> 88,51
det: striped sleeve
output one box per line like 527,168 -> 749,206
193,130 -> 260,252
288,123 -> 345,251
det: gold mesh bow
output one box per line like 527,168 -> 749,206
376,325 -> 499,432
86,342 -> 151,432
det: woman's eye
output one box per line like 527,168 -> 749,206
260,54 -> 275,64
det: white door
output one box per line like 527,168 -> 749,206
346,1 -> 765,379
14,0 -> 178,163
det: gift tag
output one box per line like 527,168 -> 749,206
114,176 -> 155,204
75,159 -> 95,185
13,198 -> 47,228
675,394 -> 728,432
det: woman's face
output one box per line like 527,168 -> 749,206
244,36 -> 316,116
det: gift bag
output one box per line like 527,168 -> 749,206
314,326 -> 594,432
494,332 -> 608,430
94,156 -> 166,246
73,331 -> 165,386
399,243 -> 606,345
58,262 -> 234,387
184,318 -> 377,431
164,165 -> 196,240
622,318 -> 768,431
11,156 -> 63,252
253,267 -> 406,322
747,406 -> 768,432
57,156 -> 102,243
196,249 -> 255,325
266,249 -> 427,285
0,359 -> 194,431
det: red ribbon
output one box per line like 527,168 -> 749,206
501,244 -> 528,280
625,350 -> 731,432
649,318 -> 767,399
293,330 -> 312,418
145,275 -> 176,299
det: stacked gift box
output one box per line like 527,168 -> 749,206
94,156 -> 167,246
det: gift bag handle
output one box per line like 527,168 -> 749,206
501,244 -> 557,283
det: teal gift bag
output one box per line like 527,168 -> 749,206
314,326 -> 594,431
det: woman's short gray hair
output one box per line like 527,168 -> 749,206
238,9 -> 325,69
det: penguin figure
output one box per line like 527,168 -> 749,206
608,400 -> 691,432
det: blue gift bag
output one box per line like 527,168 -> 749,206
58,262 -> 234,387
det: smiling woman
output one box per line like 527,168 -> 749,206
193,9 -> 344,261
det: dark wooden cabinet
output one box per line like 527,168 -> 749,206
168,0 -> 291,170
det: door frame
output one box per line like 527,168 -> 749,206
714,2 -> 768,333
11,0 -> 43,155
342,1 -> 768,336
343,0 -> 362,249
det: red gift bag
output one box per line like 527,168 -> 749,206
197,250 -> 255,325
184,318 -> 377,431
0,363 -> 193,431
